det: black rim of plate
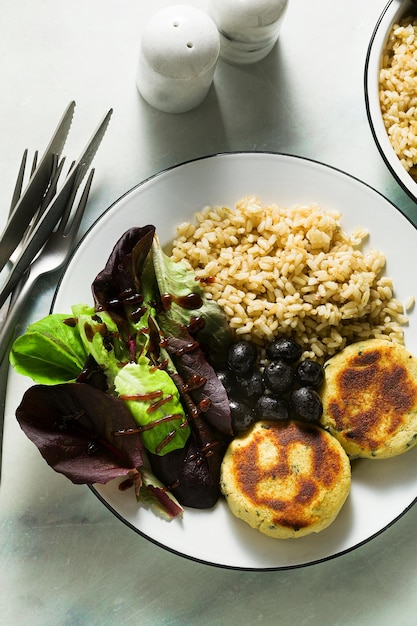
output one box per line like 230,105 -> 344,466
364,0 -> 417,204
51,150 -> 417,571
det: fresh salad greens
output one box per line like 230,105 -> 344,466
11,225 -> 233,518
11,313 -> 87,384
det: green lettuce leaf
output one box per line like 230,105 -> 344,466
151,237 -> 232,367
114,357 -> 190,455
10,314 -> 87,384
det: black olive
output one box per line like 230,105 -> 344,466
254,395 -> 290,421
216,369 -> 236,395
263,360 -> 293,394
266,337 -> 302,364
227,340 -> 258,377
229,398 -> 257,434
294,359 -> 325,389
290,386 -> 323,423
237,368 -> 265,401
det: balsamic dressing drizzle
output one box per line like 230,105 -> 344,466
185,440 -> 223,466
114,413 -> 185,437
63,317 -> 77,327
119,478 -> 134,491
161,291 -> 203,311
195,275 -> 216,285
156,430 -> 177,454
147,394 -> 174,413
104,288 -> 147,322
185,315 -> 205,335
119,390 -> 163,402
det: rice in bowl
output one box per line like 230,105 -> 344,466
379,15 -> 417,181
171,196 -> 407,360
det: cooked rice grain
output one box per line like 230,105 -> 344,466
171,197 -> 406,360
380,16 -> 417,180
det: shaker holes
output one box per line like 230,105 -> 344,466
171,20 -> 194,48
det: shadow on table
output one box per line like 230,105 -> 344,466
135,40 -> 305,170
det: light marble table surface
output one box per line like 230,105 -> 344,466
1,0 -> 417,624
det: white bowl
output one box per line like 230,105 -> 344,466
365,0 -> 417,202
51,152 -> 417,570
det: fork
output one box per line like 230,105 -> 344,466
0,165 -> 94,483
0,166 -> 94,366
0,148 -> 59,480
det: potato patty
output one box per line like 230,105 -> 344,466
321,339 -> 417,459
220,420 -> 351,539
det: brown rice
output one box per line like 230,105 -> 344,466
380,16 -> 417,180
170,197 -> 407,361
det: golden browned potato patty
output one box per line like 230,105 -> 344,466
321,339 -> 417,459
220,420 -> 351,539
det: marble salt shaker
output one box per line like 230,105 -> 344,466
208,0 -> 288,65
136,5 -> 220,114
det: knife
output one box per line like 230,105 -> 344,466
0,108 -> 113,310
0,101 -> 75,274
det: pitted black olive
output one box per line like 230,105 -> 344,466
263,360 -> 293,394
265,337 -> 302,364
237,368 -> 265,401
216,369 -> 236,396
294,359 -> 324,388
290,386 -> 323,423
229,398 -> 257,433
254,395 -> 290,421
227,340 -> 258,377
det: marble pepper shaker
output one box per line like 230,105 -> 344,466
208,0 -> 288,65
136,5 -> 220,114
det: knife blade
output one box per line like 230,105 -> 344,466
0,108 -> 113,310
0,101 -> 75,274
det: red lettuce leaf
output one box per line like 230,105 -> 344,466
148,430 -> 226,509
92,225 -> 155,330
16,383 -> 143,484
148,399 -> 227,509
159,317 -> 232,436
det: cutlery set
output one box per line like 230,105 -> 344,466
0,101 -> 112,479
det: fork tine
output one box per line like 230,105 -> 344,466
9,150 -> 28,214
53,163 -> 82,234
9,154 -> 64,263
60,168 -> 95,237
70,168 -> 94,234
29,150 -> 38,177
8,149 -> 39,216
7,150 -> 46,267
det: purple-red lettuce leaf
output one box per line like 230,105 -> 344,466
158,314 -> 232,436
148,415 -> 226,509
16,383 -> 143,484
92,226 -> 155,334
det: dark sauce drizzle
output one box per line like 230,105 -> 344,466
161,292 -> 203,311
196,276 -> 216,285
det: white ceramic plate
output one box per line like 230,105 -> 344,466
365,0 -> 417,203
53,152 -> 417,570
